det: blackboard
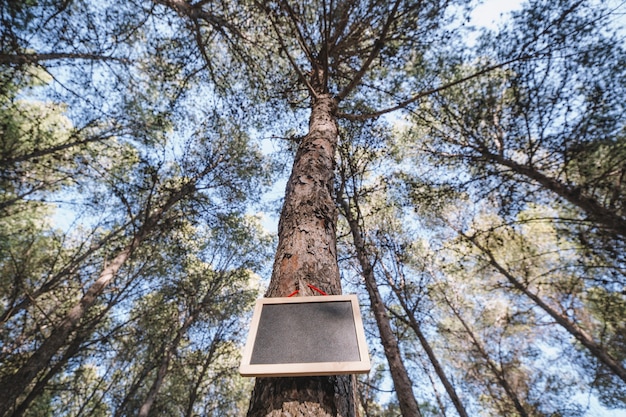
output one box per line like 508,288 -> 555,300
239,294 -> 370,377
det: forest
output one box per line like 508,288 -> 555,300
0,0 -> 625,416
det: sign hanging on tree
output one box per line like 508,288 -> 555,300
239,294 -> 370,377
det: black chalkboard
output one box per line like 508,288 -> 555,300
240,295 -> 370,377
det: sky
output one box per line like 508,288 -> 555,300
470,0 -> 523,27
371,2 -> 626,415
43,1 -> 625,414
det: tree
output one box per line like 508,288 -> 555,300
4,0 -> 625,415
1,1 -> 275,414
337,124 -> 423,417
107,217 -> 268,417
0,56 -> 270,417
154,1 -> 477,415
412,0 -> 626,276
390,0 -> 626,410
0,145 -> 255,414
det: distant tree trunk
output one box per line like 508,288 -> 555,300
387,284 -> 469,417
114,364 -> 156,417
338,196 -> 422,417
247,94 -> 356,417
442,293 -> 530,417
463,231 -> 626,384
0,223 -> 128,325
482,150 -> 626,238
137,340 -> 175,417
0,180 -> 197,417
0,242 -> 136,417
184,332 -> 221,417
137,286 -> 221,417
10,328 -> 87,417
9,306 -> 116,417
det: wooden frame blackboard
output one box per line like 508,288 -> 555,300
239,294 -> 370,377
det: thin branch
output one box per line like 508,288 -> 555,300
336,0 -> 401,101
0,130 -> 121,167
266,8 -> 318,99
0,53 -> 128,65
154,0 -> 241,35
337,56 -> 532,121
281,1 -> 316,64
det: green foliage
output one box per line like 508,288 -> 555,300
1,0 -> 625,416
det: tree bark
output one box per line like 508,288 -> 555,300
247,94 -> 356,417
137,347 -> 171,417
339,197 -> 422,417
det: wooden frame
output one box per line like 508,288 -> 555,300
239,294 -> 371,377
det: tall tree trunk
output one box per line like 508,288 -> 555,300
0,222 -> 129,325
0,180 -> 197,417
184,331 -> 222,417
9,306 -> 118,417
339,197 -> 422,417
247,94 -> 356,417
137,296 -> 210,417
137,349 -> 171,417
386,283 -> 469,417
0,243 -> 136,417
442,294 -> 530,417
114,364 -> 157,417
10,327 -> 89,417
463,231 -> 626,383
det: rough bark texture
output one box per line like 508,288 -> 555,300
339,198 -> 422,417
266,94 -> 341,299
247,94 -> 356,417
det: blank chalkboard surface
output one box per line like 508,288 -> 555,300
239,295 -> 370,377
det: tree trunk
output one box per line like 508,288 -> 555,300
387,285 -> 469,417
443,294 -> 529,417
184,331 -> 221,417
137,300 -> 207,417
137,349 -> 170,417
484,150 -> 626,237
339,197 -> 422,417
0,244 -> 135,417
464,232 -> 626,384
247,94 -> 356,417
0,222 -> 128,325
0,180 -> 197,417
10,328 -> 89,417
114,364 -> 157,417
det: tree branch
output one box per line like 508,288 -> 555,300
266,8 -> 318,99
0,53 -> 128,65
336,0 -> 401,101
337,56 -> 532,121
281,1 -> 316,65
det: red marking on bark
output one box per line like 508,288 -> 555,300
287,284 -> 327,297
